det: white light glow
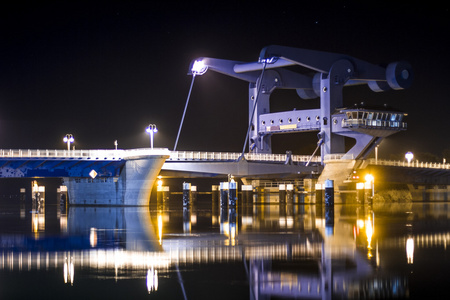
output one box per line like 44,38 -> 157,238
406,237 -> 414,264
405,151 -> 414,163
191,60 -> 208,75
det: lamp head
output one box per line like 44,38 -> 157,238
190,60 -> 208,76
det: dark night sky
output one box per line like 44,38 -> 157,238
0,1 -> 448,159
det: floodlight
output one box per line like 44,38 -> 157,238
191,60 -> 208,75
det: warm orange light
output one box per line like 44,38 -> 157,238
365,174 -> 374,183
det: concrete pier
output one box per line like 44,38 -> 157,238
65,150 -> 170,206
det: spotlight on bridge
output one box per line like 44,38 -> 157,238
191,60 -> 208,76
146,124 -> 158,149
63,134 -> 74,151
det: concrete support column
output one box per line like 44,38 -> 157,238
279,184 -> 286,203
356,182 -> 365,204
183,182 -> 191,207
229,181 -> 237,207
220,182 -> 229,208
286,184 -> 294,204
315,183 -> 324,204
242,185 -> 253,205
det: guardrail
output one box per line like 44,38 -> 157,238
368,158 -> 450,170
0,148 -> 170,159
342,119 -> 407,129
168,151 -> 321,163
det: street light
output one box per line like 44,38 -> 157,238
146,124 -> 158,149
405,151 -> 414,163
63,134 -> 74,151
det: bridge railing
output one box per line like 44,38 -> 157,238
368,158 -> 450,170
168,151 -> 321,163
0,148 -> 170,159
0,149 -> 124,158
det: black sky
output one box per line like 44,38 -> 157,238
0,1 -> 448,159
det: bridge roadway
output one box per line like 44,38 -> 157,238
162,151 -> 322,178
0,148 -> 449,184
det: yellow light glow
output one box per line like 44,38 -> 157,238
365,174 -> 374,183
157,177 -> 163,188
90,228 -> 98,248
406,237 -> 414,264
357,219 -> 365,229
365,215 -> 374,250
157,214 -> 163,245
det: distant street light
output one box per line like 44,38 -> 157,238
405,151 -> 414,163
63,134 -> 74,151
146,124 -> 158,149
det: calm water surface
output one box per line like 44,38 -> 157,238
0,189 -> 449,299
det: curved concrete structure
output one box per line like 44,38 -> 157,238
64,149 -> 170,206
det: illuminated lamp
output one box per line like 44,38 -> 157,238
405,151 -> 414,163
63,134 -> 74,151
146,124 -> 158,149
191,60 -> 208,76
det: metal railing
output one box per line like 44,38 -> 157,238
368,158 -> 450,170
0,148 -> 170,160
168,151 -> 321,163
342,119 -> 407,129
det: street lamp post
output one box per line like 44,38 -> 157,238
63,134 -> 74,151
146,124 -> 158,149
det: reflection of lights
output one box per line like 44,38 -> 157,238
190,214 -> 197,225
32,212 -> 45,235
366,217 -> 373,250
406,237 -> 414,264
64,254 -> 74,285
147,267 -> 158,293
357,219 -> 365,229
60,215 -> 68,233
286,216 -> 294,228
90,228 -> 97,248
157,214 -> 163,246
230,224 -> 236,246
221,222 -> 230,236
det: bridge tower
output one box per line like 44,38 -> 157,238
188,45 -> 412,164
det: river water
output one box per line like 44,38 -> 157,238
0,183 -> 449,299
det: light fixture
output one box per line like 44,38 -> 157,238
63,134 -> 74,151
191,60 -> 208,76
146,124 -> 158,149
405,151 -> 414,163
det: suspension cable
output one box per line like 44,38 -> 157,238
173,75 -> 196,151
240,61 -> 267,159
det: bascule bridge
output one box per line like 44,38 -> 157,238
187,45 -> 413,186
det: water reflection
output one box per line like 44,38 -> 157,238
1,190 -> 450,299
